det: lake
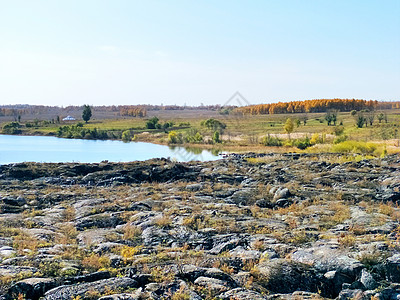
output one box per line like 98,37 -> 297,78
0,135 -> 221,164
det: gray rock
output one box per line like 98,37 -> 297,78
44,277 -> 138,300
64,270 -> 111,285
194,276 -> 230,293
177,264 -> 206,282
141,226 -> 171,247
360,269 -> 378,290
2,196 -> 26,206
0,266 -> 38,277
387,254 -> 400,283
219,288 -> 266,300
144,282 -> 162,293
255,199 -> 273,208
186,183 -> 204,191
127,201 -> 151,211
256,259 -> 320,294
203,268 -> 237,287
230,189 -> 255,205
273,187 -> 290,201
209,238 -> 241,255
0,246 -> 16,258
7,277 -> 57,300
338,289 -> 367,300
76,213 -> 124,231
98,294 -> 139,300
275,198 -> 291,208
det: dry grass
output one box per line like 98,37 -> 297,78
82,254 -> 111,272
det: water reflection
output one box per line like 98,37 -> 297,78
168,145 -> 221,161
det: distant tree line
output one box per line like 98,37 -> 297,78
119,106 -> 147,117
234,99 -> 400,115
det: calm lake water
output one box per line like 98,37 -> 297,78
0,135 -> 220,164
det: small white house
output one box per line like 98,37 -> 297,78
62,116 -> 76,121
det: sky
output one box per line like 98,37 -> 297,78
0,0 -> 399,107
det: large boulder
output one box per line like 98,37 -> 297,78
256,259 -> 321,294
194,277 -> 230,294
44,277 -> 138,300
386,254 -> 400,283
7,278 -> 57,300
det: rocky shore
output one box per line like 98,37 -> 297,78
0,153 -> 399,299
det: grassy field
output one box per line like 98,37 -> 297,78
1,108 -> 400,155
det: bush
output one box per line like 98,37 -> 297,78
310,133 -> 326,145
262,134 -> 282,146
122,130 -> 133,142
184,128 -> 203,143
333,126 -> 344,136
2,122 -> 21,134
331,141 -> 377,154
293,137 -> 311,149
333,135 -> 348,144
168,131 -> 182,144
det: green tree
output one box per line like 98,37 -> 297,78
201,118 -> 226,133
325,111 -> 337,126
284,118 -> 294,139
356,114 -> 366,128
82,105 -> 92,123
213,131 -> 221,143
146,117 -> 159,129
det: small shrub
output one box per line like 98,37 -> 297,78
123,225 -> 142,240
57,223 -> 78,244
39,261 -> 61,277
357,251 -> 385,269
168,131 -> 182,144
120,245 -> 142,261
171,286 -> 191,300
85,290 -> 101,300
333,135 -> 348,144
121,130 -> 133,142
379,203 -> 395,216
13,233 -> 38,254
333,125 -> 345,136
62,206 -> 76,221
338,234 -> 356,248
154,216 -> 172,228
150,266 -> 175,283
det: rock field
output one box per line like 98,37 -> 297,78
0,153 -> 399,299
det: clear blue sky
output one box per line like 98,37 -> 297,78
0,0 -> 399,106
